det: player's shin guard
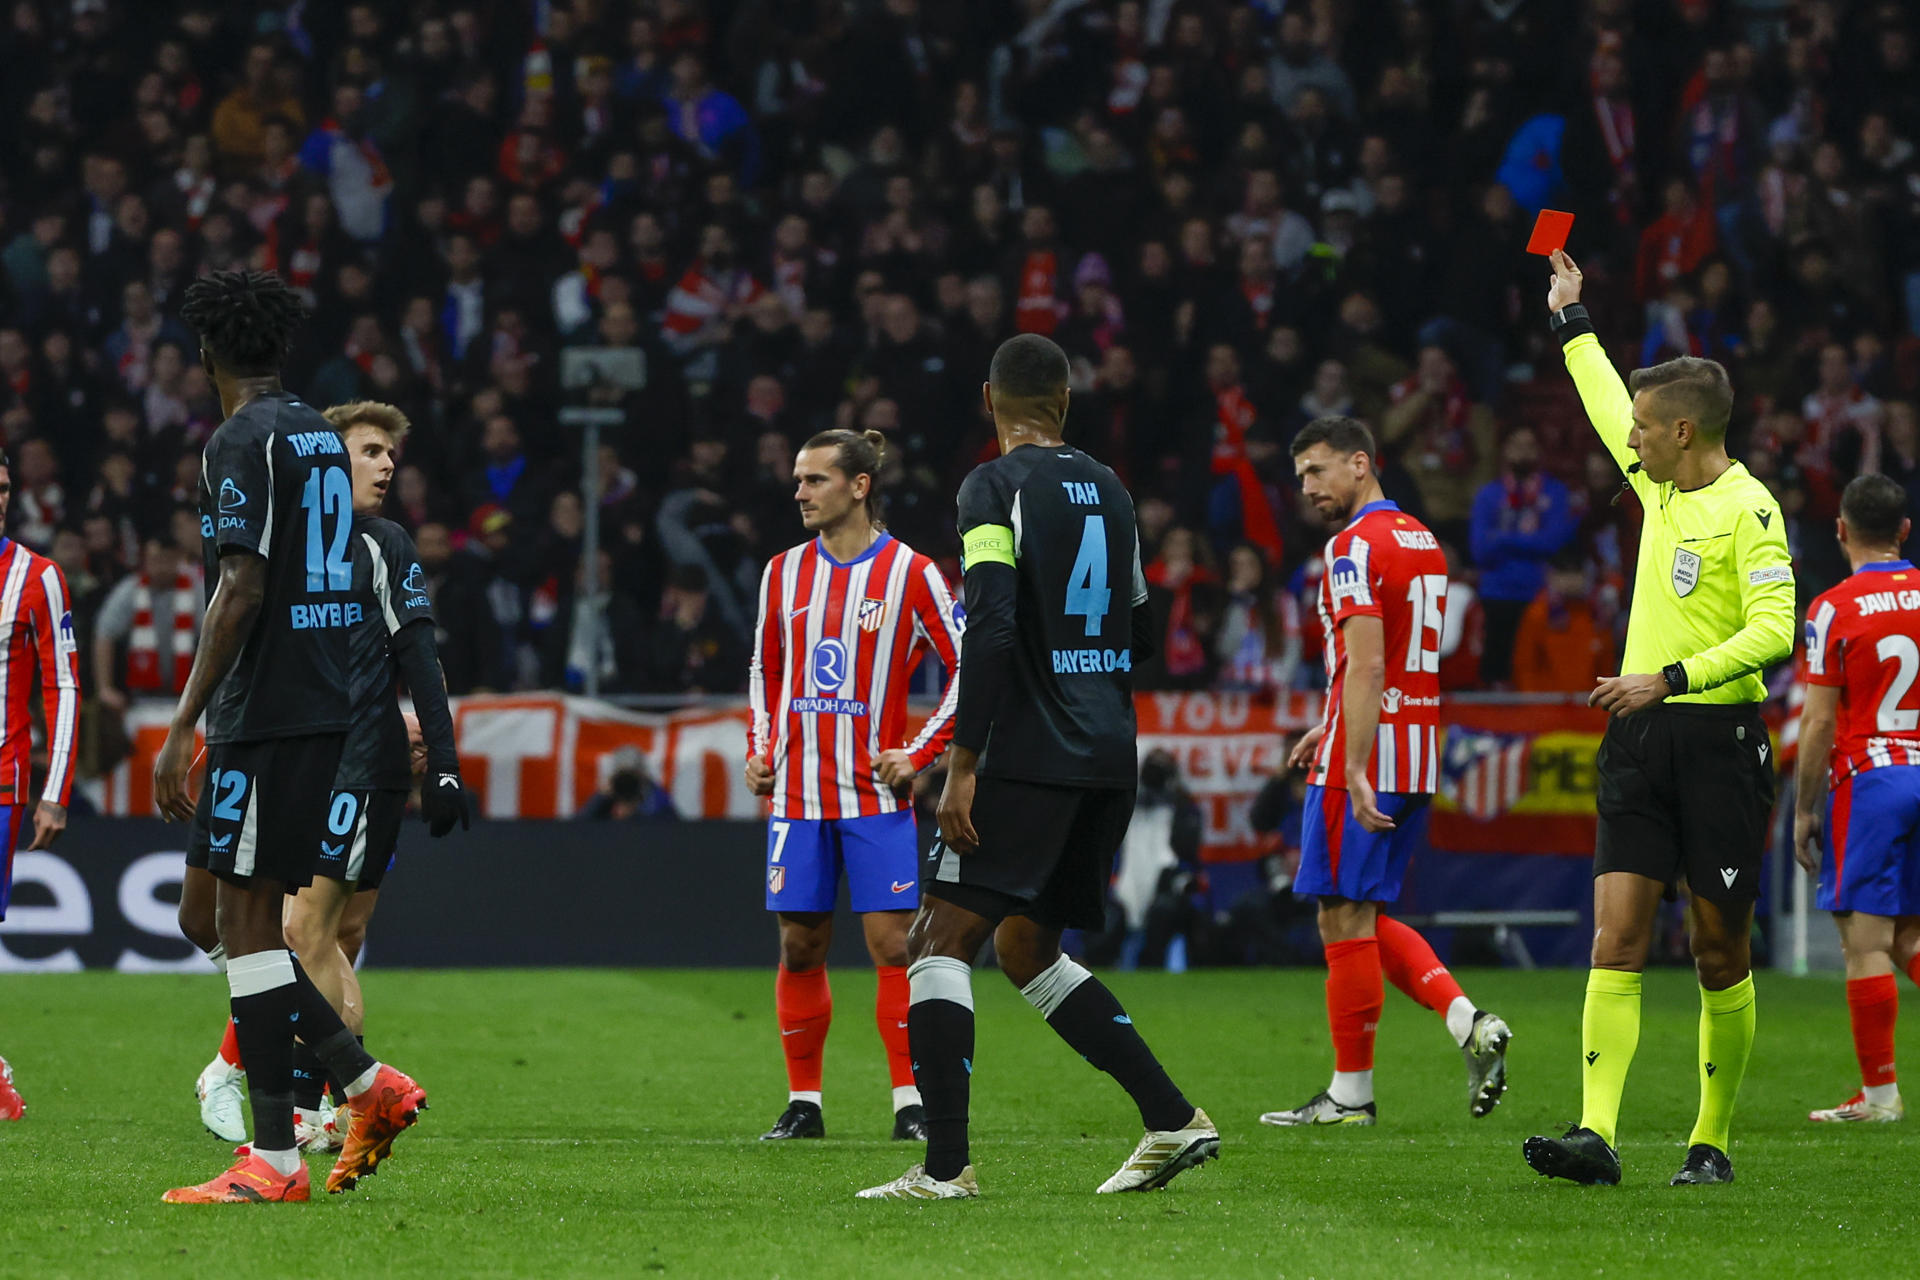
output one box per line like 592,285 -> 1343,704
1579,968 -> 1641,1147
1324,938 -> 1383,1104
289,959 -> 378,1091
907,956 -> 974,1182
875,965 -> 918,1103
775,964 -> 832,1102
226,950 -> 300,1161
1021,955 -> 1192,1132
1377,916 -> 1471,1037
1689,975 -> 1755,1153
1847,974 -> 1899,1092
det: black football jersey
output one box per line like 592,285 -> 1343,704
198,391 -> 355,744
954,444 -> 1147,787
335,516 -> 437,791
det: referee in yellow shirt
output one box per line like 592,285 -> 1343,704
1522,251 -> 1795,1188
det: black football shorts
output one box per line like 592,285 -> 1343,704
315,788 -> 408,891
923,776 -> 1135,931
1594,703 -> 1776,903
187,734 -> 346,890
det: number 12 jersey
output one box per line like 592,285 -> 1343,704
198,390 -> 355,745
1310,499 -> 1445,795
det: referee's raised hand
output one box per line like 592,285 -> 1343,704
1546,249 -> 1583,311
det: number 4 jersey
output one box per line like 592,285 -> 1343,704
1803,559 -> 1920,785
1310,499 -> 1445,794
198,390 -> 355,745
953,444 -> 1148,788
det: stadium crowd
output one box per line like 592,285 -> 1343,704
4,0 -> 1920,734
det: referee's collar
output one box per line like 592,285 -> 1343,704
1347,499 -> 1399,526
1859,559 -> 1913,574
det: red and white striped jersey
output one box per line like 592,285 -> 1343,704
749,533 -> 963,820
1803,560 -> 1920,786
1309,500 -> 1445,795
0,539 -> 81,808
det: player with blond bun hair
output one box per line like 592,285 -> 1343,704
747,427 -> 964,1143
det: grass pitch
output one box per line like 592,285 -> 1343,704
0,966 -> 1912,1279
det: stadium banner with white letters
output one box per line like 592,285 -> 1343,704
84,692 -> 1783,864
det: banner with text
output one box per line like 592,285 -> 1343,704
89,693 -> 1690,861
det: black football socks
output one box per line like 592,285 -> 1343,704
906,956 -> 976,1182
1022,955 -> 1193,1132
225,951 -> 301,1156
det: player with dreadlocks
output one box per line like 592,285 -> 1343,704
156,270 -> 427,1204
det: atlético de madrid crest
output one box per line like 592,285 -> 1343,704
1671,546 -> 1701,598
857,597 -> 887,632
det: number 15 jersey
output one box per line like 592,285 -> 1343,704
198,389 -> 355,745
954,444 -> 1146,788
1310,499 -> 1445,795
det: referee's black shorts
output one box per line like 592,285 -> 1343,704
1594,702 -> 1776,903
922,776 -> 1135,932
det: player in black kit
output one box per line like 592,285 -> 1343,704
858,334 -> 1218,1202
155,271 -> 426,1204
282,400 -> 468,1150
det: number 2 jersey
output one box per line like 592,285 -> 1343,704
749,532 -> 963,820
1309,499 -> 1445,794
953,444 -> 1149,788
1802,559 -> 1920,786
198,390 -> 354,745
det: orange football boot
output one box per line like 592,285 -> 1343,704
163,1148 -> 311,1203
0,1057 -> 22,1121
326,1065 -> 427,1193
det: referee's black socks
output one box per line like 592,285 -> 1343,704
906,956 -> 976,1182
1021,955 -> 1193,1133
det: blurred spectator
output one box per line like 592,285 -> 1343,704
1511,553 -> 1619,695
1109,748 -> 1202,972
579,745 -> 678,821
1214,542 -> 1302,693
644,562 -> 745,694
91,536 -> 201,714
1379,345 -> 1494,545
1470,428 -> 1575,686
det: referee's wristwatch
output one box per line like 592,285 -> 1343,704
1549,302 -> 1594,341
1661,662 -> 1688,698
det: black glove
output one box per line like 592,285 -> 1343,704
421,771 -> 471,837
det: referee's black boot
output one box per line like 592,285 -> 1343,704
1669,1143 -> 1734,1186
1522,1125 -> 1621,1185
890,1104 -> 928,1141
759,1100 -> 825,1140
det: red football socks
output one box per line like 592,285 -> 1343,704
1848,973 -> 1899,1089
1324,937 -> 1384,1073
775,964 -> 832,1095
1907,951 -> 1920,990
1376,915 -> 1466,1016
874,964 -> 915,1088
218,1018 -> 243,1070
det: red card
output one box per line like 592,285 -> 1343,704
1526,209 -> 1575,256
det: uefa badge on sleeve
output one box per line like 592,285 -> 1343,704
1671,546 -> 1701,598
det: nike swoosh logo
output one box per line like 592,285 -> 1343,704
891,881 -> 913,893
781,1029 -> 804,1036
